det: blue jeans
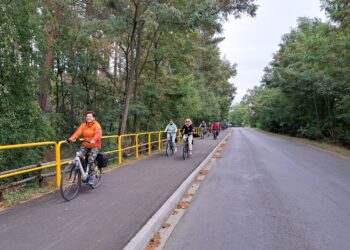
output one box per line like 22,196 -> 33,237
167,133 -> 176,148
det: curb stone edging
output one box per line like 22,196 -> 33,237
123,130 -> 232,250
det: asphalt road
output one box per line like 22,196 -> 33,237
0,130 -> 229,250
165,128 -> 350,250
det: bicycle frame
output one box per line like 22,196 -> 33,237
184,138 -> 189,147
70,151 -> 90,181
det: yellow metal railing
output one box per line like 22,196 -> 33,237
0,142 -> 57,180
0,127 -> 201,188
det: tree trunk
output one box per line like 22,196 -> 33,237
132,19 -> 145,134
113,41 -> 119,87
313,87 -> 320,128
118,1 -> 142,135
38,1 -> 61,112
117,46 -> 129,134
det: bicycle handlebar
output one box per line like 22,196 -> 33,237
70,139 -> 92,145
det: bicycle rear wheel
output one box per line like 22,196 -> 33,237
183,144 -> 188,160
89,166 -> 102,189
60,163 -> 81,201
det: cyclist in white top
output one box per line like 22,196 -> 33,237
165,119 -> 178,152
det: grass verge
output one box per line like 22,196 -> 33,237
256,129 -> 350,159
1,179 -> 56,211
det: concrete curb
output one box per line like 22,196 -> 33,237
123,131 -> 231,250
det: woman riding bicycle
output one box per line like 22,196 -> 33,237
66,111 -> 102,185
181,118 -> 194,155
165,119 -> 178,152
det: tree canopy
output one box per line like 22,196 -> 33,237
239,1 -> 350,145
0,0 -> 257,176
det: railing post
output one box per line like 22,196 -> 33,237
136,134 -> 139,160
55,142 -> 61,189
118,135 -> 122,164
148,132 -> 151,155
158,132 -> 161,151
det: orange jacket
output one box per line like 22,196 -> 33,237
69,121 -> 102,148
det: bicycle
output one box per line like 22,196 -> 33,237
213,130 -> 218,140
182,133 -> 192,160
166,132 -> 176,156
60,140 -> 103,201
200,128 -> 205,139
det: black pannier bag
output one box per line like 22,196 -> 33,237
96,153 -> 109,168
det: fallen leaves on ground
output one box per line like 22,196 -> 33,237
193,179 -> 202,185
183,193 -> 194,199
162,223 -> 171,229
199,170 -> 208,176
176,201 -> 190,209
146,233 -> 161,250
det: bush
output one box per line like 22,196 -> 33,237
335,127 -> 350,147
297,125 -> 323,140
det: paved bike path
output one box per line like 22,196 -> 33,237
0,130 -> 229,250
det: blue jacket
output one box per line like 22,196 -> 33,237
165,123 -> 177,133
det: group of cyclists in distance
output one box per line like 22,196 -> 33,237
164,118 -> 223,156
65,111 -> 224,185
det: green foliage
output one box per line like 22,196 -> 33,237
243,14 -> 350,145
297,125 -> 323,140
321,0 -> 350,26
229,104 -> 250,127
0,1 -> 54,180
0,0 -> 258,183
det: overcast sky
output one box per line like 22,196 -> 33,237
219,0 -> 326,103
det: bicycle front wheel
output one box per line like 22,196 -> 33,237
89,166 -> 102,189
166,142 -> 170,156
60,163 -> 81,201
171,144 -> 174,155
183,144 -> 188,160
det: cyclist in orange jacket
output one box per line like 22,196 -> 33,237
67,111 -> 102,185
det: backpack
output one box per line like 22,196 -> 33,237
96,153 -> 109,168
